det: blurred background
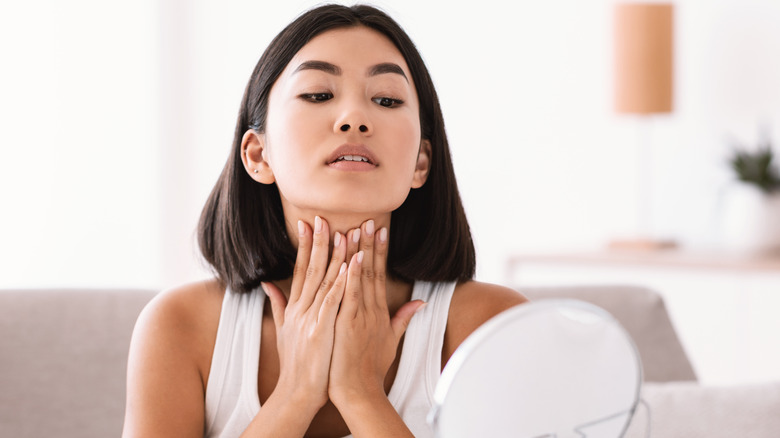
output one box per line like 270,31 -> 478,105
2,0 -> 780,383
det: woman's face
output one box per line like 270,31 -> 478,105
250,26 -> 429,219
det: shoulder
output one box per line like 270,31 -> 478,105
442,281 -> 528,368
123,278 -> 225,437
133,280 -> 225,388
450,280 -> 528,319
136,278 -> 224,340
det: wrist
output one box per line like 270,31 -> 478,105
329,384 -> 387,411
273,378 -> 328,414
243,390 -> 322,438
331,390 -> 414,438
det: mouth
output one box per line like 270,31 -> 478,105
332,154 -> 373,164
325,144 -> 379,167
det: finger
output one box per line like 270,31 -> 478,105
359,220 -> 376,308
299,216 -> 330,308
373,227 -> 389,310
339,251 -> 364,320
289,220 -> 312,303
311,231 -> 347,311
318,262 -> 347,324
391,300 -> 427,342
262,282 -> 288,330
346,228 -> 360,264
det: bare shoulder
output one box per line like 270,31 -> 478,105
139,278 -> 225,330
137,278 -> 225,379
442,281 -> 528,368
123,278 -> 225,437
136,279 -> 223,346
451,281 -> 528,318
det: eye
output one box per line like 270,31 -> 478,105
300,92 -> 333,103
372,97 -> 404,108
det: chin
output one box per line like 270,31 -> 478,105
319,204 -> 401,216
338,195 -> 407,214
297,189 -> 409,213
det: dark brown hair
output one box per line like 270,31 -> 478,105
198,4 -> 475,292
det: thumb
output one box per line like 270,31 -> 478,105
261,282 -> 288,328
391,300 -> 427,341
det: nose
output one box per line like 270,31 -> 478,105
339,124 -> 369,133
334,99 -> 373,135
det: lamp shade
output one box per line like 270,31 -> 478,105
614,3 -> 674,114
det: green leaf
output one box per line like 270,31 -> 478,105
727,143 -> 780,194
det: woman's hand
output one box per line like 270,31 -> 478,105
262,216 -> 348,414
328,220 -> 426,408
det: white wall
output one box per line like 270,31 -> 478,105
2,0 -> 779,289
1,1 -> 161,288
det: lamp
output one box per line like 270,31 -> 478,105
610,2 -> 677,250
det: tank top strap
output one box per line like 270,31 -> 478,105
387,281 -> 456,410
204,285 -> 265,437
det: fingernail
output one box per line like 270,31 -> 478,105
379,227 -> 388,243
339,262 -> 347,274
297,220 -> 304,236
352,229 -> 361,243
357,251 -> 364,264
334,232 -> 341,247
366,220 -> 375,236
314,216 -> 322,233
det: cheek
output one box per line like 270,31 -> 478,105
265,105 -> 324,165
385,111 -> 422,163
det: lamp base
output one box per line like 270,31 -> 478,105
608,238 -> 678,251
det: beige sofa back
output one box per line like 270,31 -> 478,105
0,289 -> 156,438
0,285 -> 694,437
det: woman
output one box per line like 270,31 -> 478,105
123,4 -> 527,437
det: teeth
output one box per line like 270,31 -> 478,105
336,155 -> 369,162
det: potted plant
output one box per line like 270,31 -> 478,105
720,137 -> 780,254
729,145 -> 780,194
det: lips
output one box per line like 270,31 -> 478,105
334,155 -> 370,163
325,144 -> 378,166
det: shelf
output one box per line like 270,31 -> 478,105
507,249 -> 780,274
504,248 -> 780,385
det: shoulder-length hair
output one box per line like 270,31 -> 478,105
198,4 -> 475,293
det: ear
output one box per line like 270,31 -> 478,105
241,129 -> 275,184
411,139 -> 431,189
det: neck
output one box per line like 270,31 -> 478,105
273,275 -> 414,316
283,209 -> 393,248
277,205 -> 411,312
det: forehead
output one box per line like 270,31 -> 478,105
285,26 -> 411,77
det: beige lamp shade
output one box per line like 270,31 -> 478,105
614,3 -> 674,114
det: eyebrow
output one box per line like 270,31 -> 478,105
369,63 -> 408,82
293,60 -> 408,82
294,60 -> 341,75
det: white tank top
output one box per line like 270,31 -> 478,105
204,281 -> 456,438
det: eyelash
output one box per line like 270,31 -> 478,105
299,93 -> 404,108
372,97 -> 404,108
300,92 -> 333,102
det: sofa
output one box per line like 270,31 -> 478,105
1,285 -> 778,437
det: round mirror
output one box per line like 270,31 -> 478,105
430,299 -> 642,438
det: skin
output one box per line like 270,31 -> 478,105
122,26 -> 527,438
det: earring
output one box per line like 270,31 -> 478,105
253,169 -> 259,174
